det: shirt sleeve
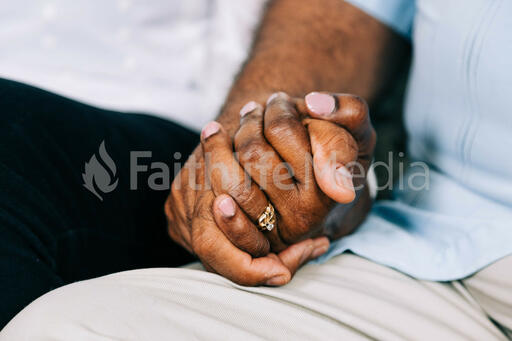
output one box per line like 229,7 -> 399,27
344,0 -> 416,38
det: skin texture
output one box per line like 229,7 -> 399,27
203,92 -> 375,255
166,122 -> 330,286
165,0 -> 407,286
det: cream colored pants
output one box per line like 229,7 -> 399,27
1,254 -> 511,340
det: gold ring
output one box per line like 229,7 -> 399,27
258,203 -> 276,232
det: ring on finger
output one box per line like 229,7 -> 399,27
258,203 -> 277,232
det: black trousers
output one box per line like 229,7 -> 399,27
0,79 -> 199,328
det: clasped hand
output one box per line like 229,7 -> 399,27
165,92 -> 375,286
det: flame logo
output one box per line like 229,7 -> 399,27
82,141 -> 119,201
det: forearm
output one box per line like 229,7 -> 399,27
217,0 -> 408,135
182,0 -> 405,240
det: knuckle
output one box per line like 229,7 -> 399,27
326,126 -> 349,146
321,128 -> 358,162
236,138 -> 267,165
226,181 -> 254,205
336,95 -> 367,123
234,123 -> 261,150
350,95 -> 369,112
347,96 -> 369,122
226,220 -> 249,241
264,115 -> 297,140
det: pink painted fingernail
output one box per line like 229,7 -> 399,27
335,166 -> 354,191
266,92 -> 288,105
201,121 -> 221,140
266,93 -> 280,105
240,101 -> 259,117
305,92 -> 336,115
218,197 -> 236,218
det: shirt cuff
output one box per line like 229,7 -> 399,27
344,0 -> 416,38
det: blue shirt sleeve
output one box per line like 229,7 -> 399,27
344,0 -> 416,38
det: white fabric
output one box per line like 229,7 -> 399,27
0,0 -> 268,131
1,254 -> 510,340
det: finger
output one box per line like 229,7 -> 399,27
213,194 -> 270,258
303,92 -> 376,160
236,100 -> 317,246
201,121 -> 287,251
303,119 -> 358,204
276,237 -> 330,279
263,92 -> 313,184
234,101 -> 298,204
236,100 -> 329,245
201,121 -> 268,221
192,192 -> 291,287
165,181 -> 194,253
301,92 -> 376,193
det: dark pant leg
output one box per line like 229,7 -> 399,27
0,78 -> 199,327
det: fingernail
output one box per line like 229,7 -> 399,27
218,197 -> 236,218
266,92 -> 288,105
335,166 -> 354,190
265,275 -> 287,286
305,92 -> 335,115
312,245 -> 329,259
201,121 -> 221,140
240,101 -> 259,117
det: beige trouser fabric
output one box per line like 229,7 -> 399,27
1,254 -> 511,341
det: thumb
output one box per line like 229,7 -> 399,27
305,119 -> 358,204
302,92 -> 376,159
277,237 -> 330,278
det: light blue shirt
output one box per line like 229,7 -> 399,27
319,0 -> 512,280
